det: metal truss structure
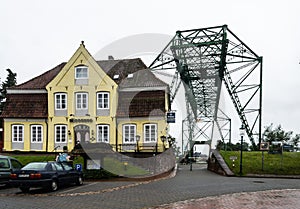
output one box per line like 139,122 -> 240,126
150,25 -> 262,154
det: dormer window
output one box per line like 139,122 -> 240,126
75,66 -> 88,79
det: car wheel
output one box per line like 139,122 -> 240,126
76,176 -> 83,185
20,186 -> 30,193
50,180 -> 58,191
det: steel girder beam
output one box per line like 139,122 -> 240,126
150,25 -> 262,151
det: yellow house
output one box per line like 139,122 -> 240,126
0,42 -> 169,154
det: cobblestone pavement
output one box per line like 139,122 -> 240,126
150,189 -> 300,209
0,163 -> 300,209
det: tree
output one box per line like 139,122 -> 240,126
263,123 -> 293,143
0,69 -> 17,113
217,141 -> 249,151
292,134 -> 300,148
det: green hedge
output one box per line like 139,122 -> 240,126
10,155 -> 115,179
83,169 -> 119,179
10,154 -> 148,179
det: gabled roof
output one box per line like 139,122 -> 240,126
2,57 -> 168,119
10,58 -> 148,90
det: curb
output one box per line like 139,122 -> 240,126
245,174 -> 300,179
86,165 -> 177,182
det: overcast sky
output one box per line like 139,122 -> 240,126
1,0 -> 300,138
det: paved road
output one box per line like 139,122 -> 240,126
0,163 -> 300,209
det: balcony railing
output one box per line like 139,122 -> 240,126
111,143 -> 162,153
73,142 -> 167,155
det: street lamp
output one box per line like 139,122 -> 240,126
136,135 -> 140,152
239,124 -> 246,175
160,136 -> 166,151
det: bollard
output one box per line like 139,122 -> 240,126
124,162 -> 128,171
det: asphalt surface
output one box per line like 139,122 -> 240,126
0,163 -> 300,209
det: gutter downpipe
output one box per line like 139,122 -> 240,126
45,118 -> 49,152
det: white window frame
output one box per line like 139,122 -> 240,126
55,125 -> 67,143
144,124 -> 157,143
97,92 -> 109,109
76,92 -> 88,110
55,93 -> 67,110
75,66 -> 88,79
31,125 -> 43,143
12,125 -> 24,143
123,124 -> 136,143
97,124 -> 109,143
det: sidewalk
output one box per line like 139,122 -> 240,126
150,189 -> 300,209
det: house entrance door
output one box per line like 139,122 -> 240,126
74,125 -> 90,144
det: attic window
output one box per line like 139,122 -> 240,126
113,75 -> 119,79
75,66 -> 88,79
127,74 -> 134,78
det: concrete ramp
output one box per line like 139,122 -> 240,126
208,149 -> 234,176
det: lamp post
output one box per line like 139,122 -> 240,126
167,136 -> 175,149
136,135 -> 140,152
239,125 -> 246,176
160,136 -> 166,151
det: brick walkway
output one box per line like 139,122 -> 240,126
1,163 -> 300,209
150,189 -> 300,209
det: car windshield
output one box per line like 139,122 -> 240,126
0,158 -> 9,169
22,162 -> 47,170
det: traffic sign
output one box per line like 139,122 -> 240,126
75,163 -> 82,171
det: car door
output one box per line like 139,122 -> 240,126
53,162 -> 69,185
61,162 -> 77,184
0,158 -> 10,184
11,159 -> 23,170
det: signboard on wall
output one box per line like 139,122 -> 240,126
260,142 -> 270,151
167,112 -> 176,123
86,159 -> 101,170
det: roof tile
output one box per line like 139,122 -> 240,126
97,58 -> 148,84
117,91 -> 166,117
12,63 -> 66,89
119,69 -> 167,88
0,94 -> 48,118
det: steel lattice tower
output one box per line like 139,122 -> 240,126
150,25 -> 263,154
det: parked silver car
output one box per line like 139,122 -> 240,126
0,155 -> 23,185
